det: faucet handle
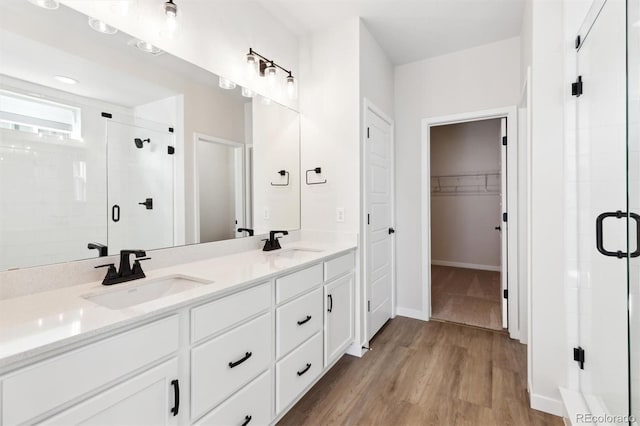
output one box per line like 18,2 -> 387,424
95,263 -> 118,285
94,263 -> 115,269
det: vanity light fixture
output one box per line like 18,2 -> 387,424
241,87 -> 256,98
54,75 -> 78,85
88,17 -> 118,35
245,48 -> 297,98
27,0 -> 59,10
219,77 -> 236,90
135,40 -> 162,54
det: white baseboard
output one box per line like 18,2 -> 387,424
396,307 -> 429,321
346,342 -> 365,358
431,260 -> 501,272
530,393 -> 565,417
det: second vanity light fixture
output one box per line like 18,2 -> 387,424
246,48 -> 296,99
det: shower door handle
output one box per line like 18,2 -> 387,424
596,211 -> 640,258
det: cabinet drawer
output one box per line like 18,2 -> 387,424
191,313 -> 272,420
191,282 -> 271,343
2,316 -> 179,426
275,332 -> 322,414
195,371 -> 272,426
275,264 -> 323,304
324,251 -> 355,282
276,288 -> 323,359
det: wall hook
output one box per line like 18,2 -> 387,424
306,167 -> 327,185
270,170 -> 290,186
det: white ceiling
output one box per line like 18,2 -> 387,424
256,0 -> 525,65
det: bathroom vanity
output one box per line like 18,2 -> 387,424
0,244 -> 356,425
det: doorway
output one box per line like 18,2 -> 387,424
429,119 -> 504,331
421,106 -> 519,338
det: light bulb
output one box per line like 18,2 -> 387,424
286,74 -> 296,99
265,62 -> 277,85
219,77 -> 236,90
246,52 -> 257,77
163,0 -> 178,37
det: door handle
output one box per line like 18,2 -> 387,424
170,379 -> 180,416
112,205 -> 120,222
388,227 -> 395,235
495,226 -> 501,231
596,210 -> 640,258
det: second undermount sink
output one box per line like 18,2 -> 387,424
269,247 -> 324,259
83,275 -> 212,310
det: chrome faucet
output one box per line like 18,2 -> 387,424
95,250 -> 150,286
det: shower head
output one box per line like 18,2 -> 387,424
134,138 -> 150,148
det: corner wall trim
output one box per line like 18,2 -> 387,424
530,393 -> 565,417
431,260 -> 500,272
396,307 -> 430,321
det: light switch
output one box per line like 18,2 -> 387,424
336,207 -> 345,222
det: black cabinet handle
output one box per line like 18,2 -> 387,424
112,204 -> 120,222
327,294 -> 333,312
241,415 -> 252,426
297,315 -> 312,326
297,363 -> 312,376
170,379 -> 180,416
596,211 -> 640,258
229,352 -> 252,368
495,226 -> 501,231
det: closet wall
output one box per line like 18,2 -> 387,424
430,119 -> 501,269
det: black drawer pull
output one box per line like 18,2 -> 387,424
170,379 -> 180,416
297,315 -> 312,325
241,415 -> 252,426
327,294 -> 333,312
229,352 -> 252,368
297,363 -> 311,376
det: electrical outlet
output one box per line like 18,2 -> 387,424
336,207 -> 345,223
263,207 -> 270,220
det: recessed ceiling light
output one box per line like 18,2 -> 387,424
54,75 -> 78,85
27,0 -> 59,10
241,87 -> 255,98
135,40 -> 162,54
219,77 -> 236,90
88,17 -> 118,35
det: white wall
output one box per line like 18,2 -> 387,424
359,21 -> 394,118
394,37 -> 521,313
299,18 -> 360,233
430,120 -> 501,268
60,0 -> 299,111
252,99 -> 301,234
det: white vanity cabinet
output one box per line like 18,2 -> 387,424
0,249 -> 357,426
1,315 -> 180,425
43,358 -> 180,426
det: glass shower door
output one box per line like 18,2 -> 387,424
106,117 -> 175,254
629,0 -> 640,422
576,0 -> 630,419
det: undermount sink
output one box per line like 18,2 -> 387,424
269,248 -> 324,259
83,275 -> 212,310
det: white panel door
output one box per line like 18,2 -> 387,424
366,109 -> 394,340
500,118 -> 508,329
107,119 -> 174,254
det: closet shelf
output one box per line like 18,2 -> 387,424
430,171 -> 501,196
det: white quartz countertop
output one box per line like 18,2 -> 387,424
0,241 -> 356,370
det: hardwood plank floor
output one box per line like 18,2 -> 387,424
431,265 -> 502,331
278,317 -> 562,426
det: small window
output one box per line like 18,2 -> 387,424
0,90 -> 81,140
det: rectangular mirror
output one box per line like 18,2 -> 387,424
0,0 -> 300,272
